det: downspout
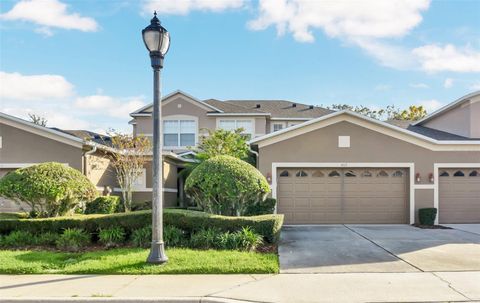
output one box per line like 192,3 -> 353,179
249,148 -> 259,168
83,144 -> 97,178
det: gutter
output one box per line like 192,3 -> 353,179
82,144 -> 97,177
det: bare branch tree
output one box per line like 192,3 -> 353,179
28,114 -> 48,126
104,131 -> 151,212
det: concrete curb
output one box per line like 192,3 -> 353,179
0,297 -> 257,303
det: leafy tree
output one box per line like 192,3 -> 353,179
28,114 -> 48,126
393,105 -> 427,121
0,162 -> 97,217
104,132 -> 151,212
181,128 -> 252,178
185,155 -> 270,216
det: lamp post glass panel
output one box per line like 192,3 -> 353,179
142,11 -> 170,264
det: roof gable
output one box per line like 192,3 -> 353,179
250,110 -> 480,151
130,90 -> 223,117
0,112 -> 84,148
413,91 -> 480,126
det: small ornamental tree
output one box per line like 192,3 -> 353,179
105,132 -> 151,212
195,128 -> 250,161
185,155 -> 270,216
0,162 -> 97,217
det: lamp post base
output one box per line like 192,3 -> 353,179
146,241 -> 168,264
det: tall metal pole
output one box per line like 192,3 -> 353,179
147,56 -> 168,264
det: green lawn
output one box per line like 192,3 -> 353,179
0,248 -> 279,274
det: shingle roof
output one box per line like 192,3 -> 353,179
204,99 -> 333,118
53,129 -> 113,146
386,119 -> 478,141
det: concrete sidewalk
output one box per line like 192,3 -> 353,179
1,272 -> 479,303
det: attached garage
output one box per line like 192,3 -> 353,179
277,167 -> 409,224
438,168 -> 480,223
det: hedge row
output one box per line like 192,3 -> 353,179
0,209 -> 283,243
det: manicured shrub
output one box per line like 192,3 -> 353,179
244,198 -> 276,216
56,228 -> 90,252
164,226 -> 186,247
1,231 -> 36,247
98,227 -> 126,248
0,162 -> 97,217
185,155 -> 270,216
36,232 -> 59,246
131,226 -> 151,248
189,227 -> 263,251
419,208 -> 437,226
85,196 -> 120,214
0,209 -> 283,243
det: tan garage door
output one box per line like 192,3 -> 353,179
277,168 -> 408,224
439,168 -> 480,223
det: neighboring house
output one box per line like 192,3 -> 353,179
0,112 -> 189,212
250,91 -> 480,225
129,90 -> 333,151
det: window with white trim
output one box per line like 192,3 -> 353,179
132,169 -> 147,190
273,123 -> 284,132
218,119 -> 253,136
163,119 -> 196,148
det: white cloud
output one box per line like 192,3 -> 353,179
75,95 -> 146,118
374,84 -> 391,91
443,78 -> 454,88
412,44 -> 480,73
248,0 -> 430,42
2,107 -> 91,130
142,0 -> 245,15
410,83 -> 429,89
419,99 -> 444,113
1,0 -> 98,33
469,82 -> 480,91
0,71 -> 74,100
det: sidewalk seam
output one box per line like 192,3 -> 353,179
431,272 -> 472,301
204,274 -> 276,299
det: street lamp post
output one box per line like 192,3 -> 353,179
142,11 -> 170,264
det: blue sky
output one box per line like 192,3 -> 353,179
1,0 -> 479,133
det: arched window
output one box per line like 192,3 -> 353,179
453,170 -> 465,177
312,170 -> 324,177
279,170 -> 289,177
440,171 -> 449,177
328,170 -> 340,177
392,170 -> 403,177
377,170 -> 389,177
345,170 -> 356,177
361,170 -> 372,177
296,170 -> 308,177
469,170 -> 479,177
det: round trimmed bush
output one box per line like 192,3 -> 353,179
185,155 -> 270,216
0,162 -> 97,217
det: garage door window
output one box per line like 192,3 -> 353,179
312,170 -> 324,177
280,170 -> 290,177
392,170 -> 404,177
469,170 -> 479,177
440,171 -> 449,177
453,170 -> 465,177
296,170 -> 308,177
377,170 -> 389,177
328,170 -> 340,177
361,170 -> 372,177
345,170 -> 356,177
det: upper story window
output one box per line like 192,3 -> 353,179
218,119 -> 253,137
163,119 -> 196,148
273,123 -> 284,132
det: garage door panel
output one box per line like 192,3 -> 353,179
277,167 -> 408,224
439,168 -> 480,223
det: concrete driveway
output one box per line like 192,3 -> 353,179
279,224 -> 480,273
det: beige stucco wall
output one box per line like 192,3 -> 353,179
0,123 -> 83,170
258,121 -> 480,182
424,96 -> 480,138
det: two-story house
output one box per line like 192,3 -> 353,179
129,90 -> 333,151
